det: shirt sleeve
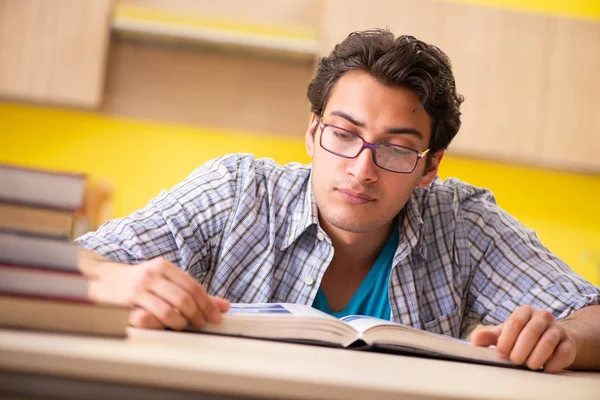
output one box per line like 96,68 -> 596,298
460,188 -> 600,325
75,155 -> 242,280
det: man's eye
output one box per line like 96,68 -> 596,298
390,146 -> 412,156
333,130 -> 354,140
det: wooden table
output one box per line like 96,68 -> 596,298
0,327 -> 599,399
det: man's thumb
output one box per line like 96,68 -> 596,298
470,323 -> 503,347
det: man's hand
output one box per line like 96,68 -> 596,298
81,251 -> 230,330
471,305 -> 576,373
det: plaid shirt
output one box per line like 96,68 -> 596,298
77,154 -> 600,338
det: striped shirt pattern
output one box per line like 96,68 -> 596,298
77,154 -> 600,338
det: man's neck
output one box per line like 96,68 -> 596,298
317,217 -> 395,311
320,218 -> 394,272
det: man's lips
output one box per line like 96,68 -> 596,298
337,188 -> 375,203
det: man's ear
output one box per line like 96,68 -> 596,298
305,113 -> 320,158
417,150 -> 444,188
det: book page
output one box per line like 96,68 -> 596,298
340,315 -> 400,334
341,316 -> 513,367
342,315 -> 483,347
193,303 -> 357,347
227,303 -> 339,319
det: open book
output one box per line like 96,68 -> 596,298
192,303 -> 515,368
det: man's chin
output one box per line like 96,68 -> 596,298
323,213 -> 387,234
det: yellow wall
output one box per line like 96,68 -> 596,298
1,102 -> 599,285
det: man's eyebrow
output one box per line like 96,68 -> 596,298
328,110 -> 424,140
386,127 -> 424,140
329,110 -> 365,128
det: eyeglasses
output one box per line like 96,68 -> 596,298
317,120 -> 430,174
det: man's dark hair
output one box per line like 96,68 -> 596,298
307,29 -> 464,160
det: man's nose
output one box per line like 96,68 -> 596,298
346,147 -> 378,183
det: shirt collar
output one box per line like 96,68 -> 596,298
396,185 -> 428,262
281,169 -> 319,250
399,176 -> 443,261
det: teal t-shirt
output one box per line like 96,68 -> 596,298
312,225 -> 399,320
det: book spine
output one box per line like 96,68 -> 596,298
0,263 -> 83,276
0,228 -> 71,242
0,291 -> 91,304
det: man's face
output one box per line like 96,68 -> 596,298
306,70 -> 439,235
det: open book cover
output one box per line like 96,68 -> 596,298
191,303 -> 516,368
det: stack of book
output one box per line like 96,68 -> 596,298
0,164 -> 130,337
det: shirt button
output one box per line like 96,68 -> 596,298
303,275 -> 314,285
316,232 -> 325,241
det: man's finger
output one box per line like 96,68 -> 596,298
496,306 -> 534,358
152,260 -> 221,323
210,296 -> 231,313
133,291 -> 188,330
542,338 -> 576,374
129,307 -> 163,329
470,324 -> 503,348
149,278 -> 208,329
508,311 -> 552,365
525,326 -> 563,371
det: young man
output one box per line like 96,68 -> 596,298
78,29 -> 600,373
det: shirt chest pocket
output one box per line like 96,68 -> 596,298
421,306 -> 462,337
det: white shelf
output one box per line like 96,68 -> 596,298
112,17 -> 320,61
